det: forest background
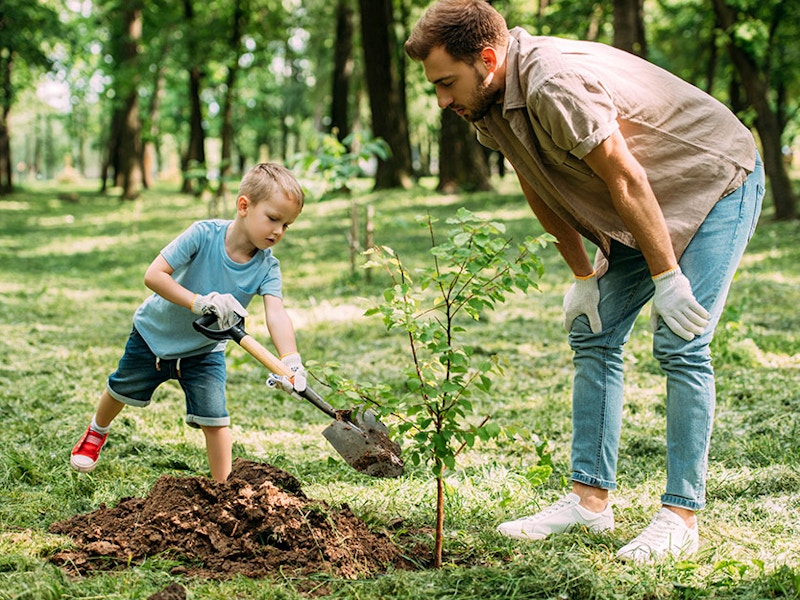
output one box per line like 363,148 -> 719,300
1,0 -> 799,219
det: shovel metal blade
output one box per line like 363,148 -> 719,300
322,411 -> 404,478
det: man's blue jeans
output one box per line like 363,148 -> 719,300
567,157 -> 764,511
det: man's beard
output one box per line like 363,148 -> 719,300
462,67 -> 502,122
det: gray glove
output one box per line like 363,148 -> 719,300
266,353 -> 307,394
563,272 -> 602,334
191,292 -> 249,329
651,267 -> 709,341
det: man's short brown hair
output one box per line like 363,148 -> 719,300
405,0 -> 509,63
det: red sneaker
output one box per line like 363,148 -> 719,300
70,426 -> 108,473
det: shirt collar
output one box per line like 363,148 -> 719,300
500,28 -> 527,113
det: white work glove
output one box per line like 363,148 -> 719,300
650,266 -> 710,341
563,272 -> 603,334
191,292 -> 249,329
266,353 -> 307,394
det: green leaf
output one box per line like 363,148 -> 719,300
441,380 -> 462,393
525,465 -> 554,486
452,232 -> 472,247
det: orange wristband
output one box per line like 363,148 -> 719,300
574,271 -> 596,281
652,266 -> 679,280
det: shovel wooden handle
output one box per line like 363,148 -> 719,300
238,334 -> 293,377
192,314 -> 339,420
238,333 -> 339,420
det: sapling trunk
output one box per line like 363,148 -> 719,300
435,463 -> 445,569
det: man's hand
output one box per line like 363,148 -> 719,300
563,272 -> 603,333
266,353 -> 307,394
651,267 -> 709,341
191,292 -> 249,329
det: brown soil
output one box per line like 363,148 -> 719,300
48,458 -> 412,580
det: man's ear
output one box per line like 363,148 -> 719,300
480,47 -> 499,72
236,195 -> 250,214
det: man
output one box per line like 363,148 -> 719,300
406,0 -> 763,562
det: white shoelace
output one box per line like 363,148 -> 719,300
89,432 -> 104,442
523,496 -> 576,521
633,512 -> 684,548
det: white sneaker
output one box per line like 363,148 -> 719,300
497,493 -> 615,540
616,508 -> 699,563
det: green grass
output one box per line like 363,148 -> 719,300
1,178 -> 799,599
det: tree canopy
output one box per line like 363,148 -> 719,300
3,0 -> 798,216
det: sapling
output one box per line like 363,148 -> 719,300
294,131 -> 390,196
362,208 -> 552,567
293,131 -> 389,277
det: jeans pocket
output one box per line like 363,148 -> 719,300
746,183 -> 764,243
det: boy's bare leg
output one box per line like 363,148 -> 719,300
95,389 -> 126,427
202,425 -> 232,482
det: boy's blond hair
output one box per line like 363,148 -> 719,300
238,163 -> 304,208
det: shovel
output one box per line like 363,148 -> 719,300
193,314 -> 404,478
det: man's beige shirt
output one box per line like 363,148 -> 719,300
475,28 -> 756,274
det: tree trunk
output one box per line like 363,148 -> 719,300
182,66 -> 206,195
119,94 -> 143,200
32,114 -> 43,179
537,0 -> 549,18
331,0 -> 354,142
711,0 -> 797,220
358,0 -> 413,189
72,104 -> 88,177
101,4 -> 143,199
0,105 -> 10,195
214,0 -> 246,216
613,0 -> 647,57
703,19 -> 719,94
279,38 -> 294,161
0,48 -> 13,194
181,0 -> 206,195
100,109 -> 123,193
585,4 -> 605,42
143,45 -> 168,188
142,72 -> 164,189
437,110 -> 492,193
116,5 -> 143,200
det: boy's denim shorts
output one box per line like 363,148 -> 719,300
107,327 -> 229,428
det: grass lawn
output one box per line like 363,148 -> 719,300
0,177 -> 798,599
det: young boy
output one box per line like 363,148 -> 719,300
70,163 -> 307,482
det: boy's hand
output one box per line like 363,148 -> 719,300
192,292 -> 249,329
266,353 -> 307,394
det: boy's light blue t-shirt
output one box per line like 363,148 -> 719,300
133,219 -> 282,359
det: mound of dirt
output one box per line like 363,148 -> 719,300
49,459 -> 410,580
